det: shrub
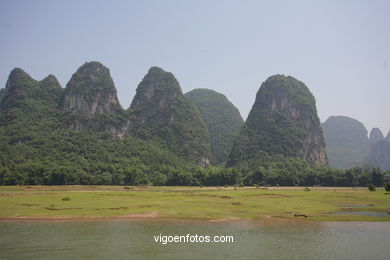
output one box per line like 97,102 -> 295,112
384,182 -> 390,192
368,183 -> 376,192
238,183 -> 244,188
304,187 -> 310,192
62,196 -> 71,201
254,184 -> 259,189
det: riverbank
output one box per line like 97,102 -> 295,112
0,186 -> 389,221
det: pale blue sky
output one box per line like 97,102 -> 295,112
1,0 -> 389,135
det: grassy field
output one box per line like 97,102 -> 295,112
0,186 -> 389,221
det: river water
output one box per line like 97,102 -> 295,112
0,220 -> 389,259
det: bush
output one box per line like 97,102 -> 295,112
368,183 -> 376,192
254,184 -> 259,189
62,196 -> 71,201
384,182 -> 390,192
304,187 -> 310,192
238,183 -> 244,188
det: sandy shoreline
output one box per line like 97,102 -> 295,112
2,214 -> 389,229
0,214 -> 327,228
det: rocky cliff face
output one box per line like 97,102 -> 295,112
130,67 -> 211,165
63,62 -> 121,116
322,116 -> 371,169
62,62 -> 129,134
185,88 -> 244,165
386,131 -> 390,142
130,67 -> 182,126
227,74 -> 327,167
369,128 -> 384,144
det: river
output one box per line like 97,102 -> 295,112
0,220 -> 389,259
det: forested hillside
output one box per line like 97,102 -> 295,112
185,88 -> 244,165
227,74 -> 327,168
0,65 -> 388,186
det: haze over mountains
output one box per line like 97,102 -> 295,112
0,61 -> 388,186
322,116 -> 390,170
322,116 -> 371,169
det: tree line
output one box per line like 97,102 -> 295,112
1,160 -> 388,187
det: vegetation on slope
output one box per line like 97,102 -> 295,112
185,88 -> 244,165
0,88 -> 6,104
0,64 -> 211,186
227,74 -> 327,168
130,67 -> 211,165
0,66 -> 388,187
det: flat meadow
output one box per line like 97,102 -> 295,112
0,186 -> 389,222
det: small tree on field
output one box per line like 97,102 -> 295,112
384,182 -> 390,192
368,183 -> 376,192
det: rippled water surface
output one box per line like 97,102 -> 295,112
0,220 -> 389,259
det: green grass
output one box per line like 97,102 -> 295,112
0,186 -> 389,221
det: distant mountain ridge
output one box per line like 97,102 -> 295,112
322,116 -> 389,170
369,128 -> 384,144
365,139 -> 390,170
322,116 -> 371,169
366,128 -> 390,170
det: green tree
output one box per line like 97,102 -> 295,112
368,183 -> 376,192
384,182 -> 390,192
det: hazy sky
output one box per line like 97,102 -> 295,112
1,0 -> 389,135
